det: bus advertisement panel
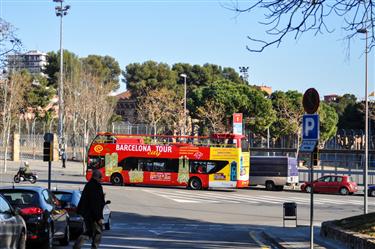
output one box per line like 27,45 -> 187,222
86,133 -> 249,190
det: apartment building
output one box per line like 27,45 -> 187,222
7,50 -> 48,75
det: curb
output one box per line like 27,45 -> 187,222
262,227 -> 348,249
321,221 -> 375,249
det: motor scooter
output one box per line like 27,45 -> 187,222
14,169 -> 38,184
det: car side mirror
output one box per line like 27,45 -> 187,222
105,200 -> 111,205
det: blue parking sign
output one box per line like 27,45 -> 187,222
302,114 -> 319,140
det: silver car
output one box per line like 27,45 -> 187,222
0,194 -> 27,249
52,189 -> 111,236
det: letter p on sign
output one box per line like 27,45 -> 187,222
302,114 -> 319,140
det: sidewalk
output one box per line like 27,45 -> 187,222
0,159 -> 86,185
263,225 -> 348,249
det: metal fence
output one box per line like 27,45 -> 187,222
17,122 -> 154,162
0,136 -> 13,160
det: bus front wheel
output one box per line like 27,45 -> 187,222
110,173 -> 123,186
188,177 -> 202,190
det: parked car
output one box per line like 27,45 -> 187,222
52,189 -> 112,236
368,185 -> 375,197
300,175 -> 358,195
0,194 -> 27,249
0,186 -> 70,249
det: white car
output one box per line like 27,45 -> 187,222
52,189 -> 112,236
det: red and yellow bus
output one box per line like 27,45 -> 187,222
86,132 -> 249,190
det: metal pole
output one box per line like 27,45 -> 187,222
58,0 -> 64,163
48,160 -> 52,191
364,30 -> 369,214
310,152 -> 314,249
18,117 -> 21,160
184,76 -> 187,137
267,127 -> 270,156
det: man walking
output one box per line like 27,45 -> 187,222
73,169 -> 106,249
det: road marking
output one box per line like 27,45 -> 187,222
248,231 -> 270,249
142,188 -> 375,206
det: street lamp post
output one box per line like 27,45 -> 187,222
358,27 -> 368,214
239,66 -> 249,83
53,0 -> 70,166
180,74 -> 187,138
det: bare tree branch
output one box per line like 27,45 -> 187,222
0,18 -> 22,68
226,0 -> 374,52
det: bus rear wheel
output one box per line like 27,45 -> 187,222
110,173 -> 123,186
265,181 -> 275,191
188,177 -> 202,190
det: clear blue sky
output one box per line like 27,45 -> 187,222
1,0 -> 374,98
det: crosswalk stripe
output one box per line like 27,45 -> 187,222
166,190 -> 267,204
251,195 -> 328,205
153,193 -> 221,203
143,189 -> 372,206
145,190 -> 240,203
143,190 -> 221,203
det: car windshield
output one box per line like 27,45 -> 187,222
0,190 -> 39,206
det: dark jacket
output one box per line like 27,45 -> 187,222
77,178 -> 105,221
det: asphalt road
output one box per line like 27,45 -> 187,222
52,183 -> 373,249
39,178 -> 375,248
2,162 -> 373,249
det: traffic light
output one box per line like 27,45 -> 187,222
43,133 -> 54,162
43,142 -> 53,162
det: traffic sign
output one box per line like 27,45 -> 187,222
302,114 -> 319,140
233,113 -> 243,135
299,140 -> 318,153
303,88 -> 320,114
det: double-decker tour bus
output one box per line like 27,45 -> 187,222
86,132 -> 249,190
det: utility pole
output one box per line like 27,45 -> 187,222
180,74 -> 187,138
53,0 -> 70,167
357,27 -> 369,214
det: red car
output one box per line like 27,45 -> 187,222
300,175 -> 358,195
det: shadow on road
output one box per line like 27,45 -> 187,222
57,210 -> 280,249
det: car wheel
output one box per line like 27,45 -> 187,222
110,173 -> 123,186
370,190 -> 375,197
43,224 -> 53,249
59,224 -> 70,246
18,229 -> 26,249
188,177 -> 202,190
305,185 -> 312,193
105,215 -> 111,230
265,181 -> 275,191
339,187 -> 349,195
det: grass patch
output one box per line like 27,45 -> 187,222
334,213 -> 375,237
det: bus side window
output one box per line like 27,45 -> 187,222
207,162 -> 216,173
189,161 -> 206,173
122,158 -> 138,171
138,159 -> 152,171
166,159 -> 179,173
153,160 -> 166,172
